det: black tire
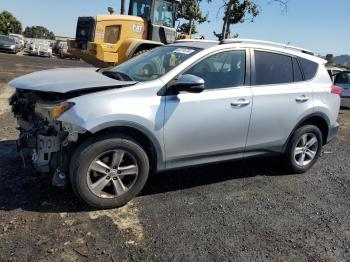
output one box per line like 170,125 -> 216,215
284,125 -> 323,173
132,49 -> 149,57
70,134 -> 149,209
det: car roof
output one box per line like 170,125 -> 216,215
170,40 -> 219,49
171,39 -> 324,64
327,67 -> 345,71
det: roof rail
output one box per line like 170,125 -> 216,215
221,38 -> 314,56
175,39 -> 220,44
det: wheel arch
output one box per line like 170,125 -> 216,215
76,122 -> 165,172
282,112 -> 330,152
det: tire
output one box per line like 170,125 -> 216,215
132,49 -> 149,57
70,134 -> 149,209
284,125 -> 323,173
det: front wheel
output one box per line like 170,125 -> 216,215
70,134 -> 149,209
284,125 -> 323,173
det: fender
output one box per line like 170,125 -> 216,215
281,112 -> 331,153
90,120 -> 166,171
124,38 -> 164,59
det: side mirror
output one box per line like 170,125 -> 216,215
169,74 -> 205,94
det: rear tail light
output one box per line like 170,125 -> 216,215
331,85 -> 343,96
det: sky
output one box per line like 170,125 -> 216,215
0,0 -> 349,55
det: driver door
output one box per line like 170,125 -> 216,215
163,49 -> 253,169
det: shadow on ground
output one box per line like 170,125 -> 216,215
0,140 -> 291,214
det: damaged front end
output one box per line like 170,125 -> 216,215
9,89 -> 86,185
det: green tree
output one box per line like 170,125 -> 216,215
23,26 -> 55,40
214,0 -> 288,40
0,11 -> 22,35
325,54 -> 334,66
177,22 -> 198,35
177,0 -> 211,36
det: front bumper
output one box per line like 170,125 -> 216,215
0,46 -> 16,53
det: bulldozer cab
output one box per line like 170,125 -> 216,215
129,0 -> 177,43
129,0 -> 175,25
68,0 -> 179,67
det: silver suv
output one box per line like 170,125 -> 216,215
8,39 -> 340,208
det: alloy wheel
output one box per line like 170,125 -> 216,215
293,133 -> 319,167
86,150 -> 139,199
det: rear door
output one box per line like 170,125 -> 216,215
245,50 -> 314,155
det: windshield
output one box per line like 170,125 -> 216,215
109,46 -> 200,81
0,35 -> 15,43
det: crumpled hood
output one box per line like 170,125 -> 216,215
8,67 -> 137,93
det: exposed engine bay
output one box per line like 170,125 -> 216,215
9,89 -> 86,185
7,66 -> 137,186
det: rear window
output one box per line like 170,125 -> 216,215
254,51 -> 293,85
335,73 -> 350,84
299,58 -> 319,80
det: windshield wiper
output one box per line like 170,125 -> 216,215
102,70 -> 134,81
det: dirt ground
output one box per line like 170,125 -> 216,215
0,53 -> 350,262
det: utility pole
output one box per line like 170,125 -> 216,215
121,0 -> 126,15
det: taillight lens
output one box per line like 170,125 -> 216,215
331,85 -> 343,96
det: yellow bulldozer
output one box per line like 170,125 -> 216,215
68,0 -> 181,68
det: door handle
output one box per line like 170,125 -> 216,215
231,98 -> 250,107
295,95 -> 310,103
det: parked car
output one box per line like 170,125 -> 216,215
9,34 -> 25,49
27,40 -> 53,57
53,40 -> 63,55
327,67 -> 344,82
0,35 -> 19,54
333,71 -> 350,108
59,42 -> 79,60
8,39 -> 340,208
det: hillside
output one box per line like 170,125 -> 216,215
334,55 -> 350,65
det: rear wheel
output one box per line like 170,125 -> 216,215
284,125 -> 323,173
70,134 -> 149,209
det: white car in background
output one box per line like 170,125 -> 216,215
327,67 -> 344,82
28,40 -> 53,57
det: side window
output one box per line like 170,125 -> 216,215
153,1 -> 175,27
299,58 -> 319,80
293,58 -> 303,82
185,50 -> 246,90
104,26 -> 120,44
130,0 -> 151,18
254,51 -> 293,85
